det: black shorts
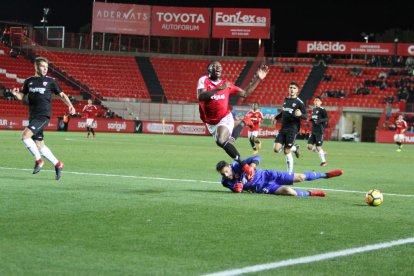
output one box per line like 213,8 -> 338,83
28,117 -> 50,141
274,130 -> 297,148
308,133 -> 324,146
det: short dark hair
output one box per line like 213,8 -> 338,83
289,81 -> 299,88
35,57 -> 49,65
216,160 -> 228,171
315,96 -> 322,101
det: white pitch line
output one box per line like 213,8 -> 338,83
201,237 -> 414,276
0,166 -> 413,197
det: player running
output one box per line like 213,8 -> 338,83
394,114 -> 407,152
12,57 -> 75,180
197,61 -> 269,180
273,81 -> 306,173
307,96 -> 329,166
82,99 -> 98,138
216,155 -> 343,196
245,102 -> 264,154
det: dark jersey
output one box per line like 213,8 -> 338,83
276,97 -> 307,132
21,76 -> 62,119
310,107 -> 328,134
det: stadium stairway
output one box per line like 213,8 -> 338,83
135,57 -> 165,103
299,64 -> 327,105
229,61 -> 253,106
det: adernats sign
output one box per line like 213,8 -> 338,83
397,43 -> 414,56
92,2 -> 150,35
298,41 -> 394,56
212,8 -> 270,39
151,6 -> 210,38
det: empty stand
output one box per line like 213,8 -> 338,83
243,64 -> 312,106
35,50 -> 151,100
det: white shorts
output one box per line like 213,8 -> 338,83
86,118 -> 94,127
248,130 -> 259,139
394,134 -> 404,141
206,112 -> 234,139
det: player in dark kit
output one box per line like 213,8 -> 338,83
273,82 -> 307,173
307,96 -> 329,166
197,61 -> 269,181
12,57 -> 75,180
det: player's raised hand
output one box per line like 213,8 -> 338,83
257,64 -> 269,80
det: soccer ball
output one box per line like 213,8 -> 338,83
365,189 -> 383,206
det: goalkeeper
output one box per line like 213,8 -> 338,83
216,156 -> 343,196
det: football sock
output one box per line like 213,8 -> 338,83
304,171 -> 327,180
22,138 -> 42,160
396,142 -> 401,147
318,149 -> 326,162
220,141 -> 242,163
86,127 -> 90,135
250,139 -> 255,148
90,128 -> 95,135
286,153 -> 294,173
39,145 -> 59,166
294,189 -> 310,197
231,122 -> 245,140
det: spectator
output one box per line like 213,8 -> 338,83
62,112 -> 70,131
104,109 -> 115,119
383,95 -> 395,104
3,88 -> 15,100
322,74 -> 332,82
1,27 -> 10,45
378,71 -> 387,79
350,67 -> 363,76
406,57 -> 414,67
379,80 -> 387,90
9,48 -> 19,58
397,88 -> 409,102
385,101 -> 392,121
283,66 -> 294,73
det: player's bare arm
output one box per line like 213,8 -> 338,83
11,88 -> 24,101
197,82 -> 230,101
239,64 -> 269,97
59,92 -> 76,115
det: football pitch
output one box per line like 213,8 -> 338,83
1,130 -> 413,275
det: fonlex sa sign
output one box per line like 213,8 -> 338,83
212,8 -> 270,39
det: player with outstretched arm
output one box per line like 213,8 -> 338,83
12,57 -> 75,180
197,61 -> 269,181
216,155 -> 343,196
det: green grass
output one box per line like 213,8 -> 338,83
0,130 -> 413,275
